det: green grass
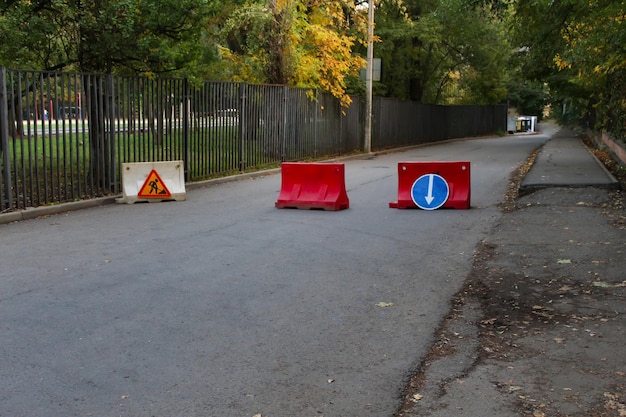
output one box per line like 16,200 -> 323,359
6,124 -> 282,186
2,117 -> 339,211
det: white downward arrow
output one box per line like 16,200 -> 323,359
425,174 -> 435,205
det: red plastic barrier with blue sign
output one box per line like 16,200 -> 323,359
275,162 -> 350,211
389,161 -> 471,210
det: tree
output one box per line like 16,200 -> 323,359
0,0 -> 76,70
510,0 -> 626,140
217,0 -> 365,106
506,79 -> 548,118
372,0 -> 511,104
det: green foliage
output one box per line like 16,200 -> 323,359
216,0 -> 365,106
0,0 -> 76,69
9,0 -> 609,121
595,69 -> 626,141
0,0 -> 212,74
217,3 -> 275,83
510,0 -> 626,141
506,80 -> 548,119
373,0 -> 511,104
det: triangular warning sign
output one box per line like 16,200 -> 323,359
138,169 -> 172,198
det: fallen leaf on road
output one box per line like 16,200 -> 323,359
376,302 -> 394,307
557,259 -> 572,264
603,392 -> 626,416
554,338 -> 565,344
412,394 -> 423,402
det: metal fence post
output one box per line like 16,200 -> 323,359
0,67 -> 13,211
314,90 -> 319,158
182,78 -> 189,181
338,97 -> 343,156
281,85 -> 288,161
238,83 -> 246,172
474,106 -> 479,136
106,74 -> 117,193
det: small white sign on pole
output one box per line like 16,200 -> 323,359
117,160 -> 186,204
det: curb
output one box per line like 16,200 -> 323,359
0,168 -> 282,225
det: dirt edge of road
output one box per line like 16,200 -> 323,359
395,143 -> 626,417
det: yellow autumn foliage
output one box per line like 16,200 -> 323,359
220,0 -> 366,107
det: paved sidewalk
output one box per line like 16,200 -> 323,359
397,128 -> 626,417
521,128 -> 619,191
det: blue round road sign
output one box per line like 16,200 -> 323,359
411,173 -> 449,210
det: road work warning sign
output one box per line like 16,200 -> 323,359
137,169 -> 172,198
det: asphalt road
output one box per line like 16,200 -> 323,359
0,131 -> 553,417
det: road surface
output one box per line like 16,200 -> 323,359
0,131 -> 552,417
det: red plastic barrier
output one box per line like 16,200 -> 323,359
275,162 -> 350,211
389,161 -> 471,209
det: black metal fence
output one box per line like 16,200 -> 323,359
0,67 -> 506,212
